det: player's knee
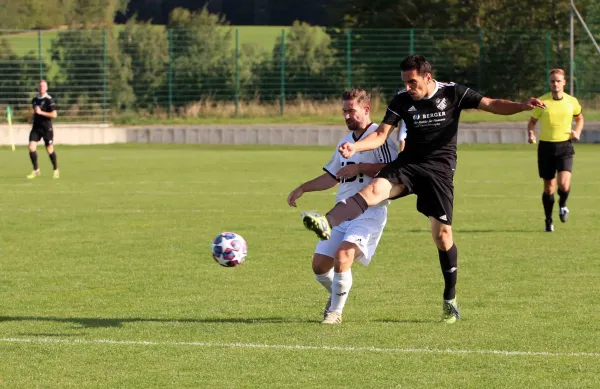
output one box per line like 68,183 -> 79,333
334,243 -> 356,272
432,228 -> 453,251
361,179 -> 390,206
543,180 -> 555,194
312,254 -> 333,274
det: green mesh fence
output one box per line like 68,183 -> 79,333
0,26 -> 598,123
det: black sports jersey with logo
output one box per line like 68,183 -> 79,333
32,94 -> 56,130
382,82 -> 483,170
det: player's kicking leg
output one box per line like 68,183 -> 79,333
302,178 -> 398,240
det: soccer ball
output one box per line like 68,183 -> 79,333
211,232 -> 247,267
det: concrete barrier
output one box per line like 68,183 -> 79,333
1,122 -> 599,146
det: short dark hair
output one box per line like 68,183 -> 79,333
342,88 -> 371,106
400,55 -> 432,75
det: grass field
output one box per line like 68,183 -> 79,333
1,144 -> 600,388
3,26 -> 286,57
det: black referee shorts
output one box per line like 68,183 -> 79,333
29,127 -> 54,146
378,160 -> 455,225
537,140 -> 574,180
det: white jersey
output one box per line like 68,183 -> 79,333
323,123 -> 398,208
397,120 -> 407,142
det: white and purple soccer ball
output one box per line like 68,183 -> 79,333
211,232 -> 247,267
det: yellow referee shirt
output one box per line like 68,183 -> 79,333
531,92 -> 582,142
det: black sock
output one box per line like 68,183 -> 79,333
557,189 -> 569,208
49,152 -> 58,170
325,193 -> 368,228
29,151 -> 38,170
542,193 -> 555,221
438,244 -> 458,301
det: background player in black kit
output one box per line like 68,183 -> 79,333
27,80 -> 59,179
302,55 -> 546,323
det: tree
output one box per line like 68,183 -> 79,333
267,21 -> 339,101
118,20 -> 169,109
167,7 -> 235,106
51,28 -> 134,117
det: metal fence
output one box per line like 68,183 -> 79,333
1,26 -> 598,123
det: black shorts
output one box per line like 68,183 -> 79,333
537,140 -> 574,180
378,160 -> 454,225
29,127 -> 54,146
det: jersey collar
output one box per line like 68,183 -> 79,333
352,122 -> 374,142
37,93 -> 50,99
424,80 -> 439,100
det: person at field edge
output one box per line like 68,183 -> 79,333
301,55 -> 546,324
287,88 -> 398,325
527,68 -> 584,232
27,80 -> 59,179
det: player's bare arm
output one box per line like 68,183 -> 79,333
339,123 -> 393,159
571,113 -> 584,141
478,97 -> 545,115
527,117 -> 538,144
287,173 -> 339,207
336,162 -> 387,180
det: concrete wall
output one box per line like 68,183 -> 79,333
2,122 -> 599,146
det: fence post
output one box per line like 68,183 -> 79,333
168,29 -> 173,119
102,29 -> 107,124
280,28 -> 285,116
477,29 -> 483,93
545,30 -> 551,92
235,28 -> 240,117
346,29 -> 352,89
38,30 -> 43,79
409,29 -> 414,54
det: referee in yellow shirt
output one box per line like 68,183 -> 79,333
528,68 -> 584,232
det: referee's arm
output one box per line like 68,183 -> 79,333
527,117 -> 538,144
571,113 -> 584,140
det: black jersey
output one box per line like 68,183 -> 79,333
32,94 -> 56,130
382,81 -> 483,170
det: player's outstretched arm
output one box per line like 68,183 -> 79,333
478,97 -> 546,115
287,173 -> 338,207
339,123 -> 393,158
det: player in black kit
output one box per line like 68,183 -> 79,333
301,55 -> 546,323
27,80 -> 59,179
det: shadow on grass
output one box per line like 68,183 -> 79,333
0,316 -> 314,328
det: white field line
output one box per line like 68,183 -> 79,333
0,337 -> 599,358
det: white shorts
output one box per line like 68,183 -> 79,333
314,206 -> 387,266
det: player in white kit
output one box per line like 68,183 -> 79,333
287,89 -> 398,324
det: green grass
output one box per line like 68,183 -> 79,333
1,143 -> 599,387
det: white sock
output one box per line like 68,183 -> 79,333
315,269 -> 333,294
330,269 -> 352,313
